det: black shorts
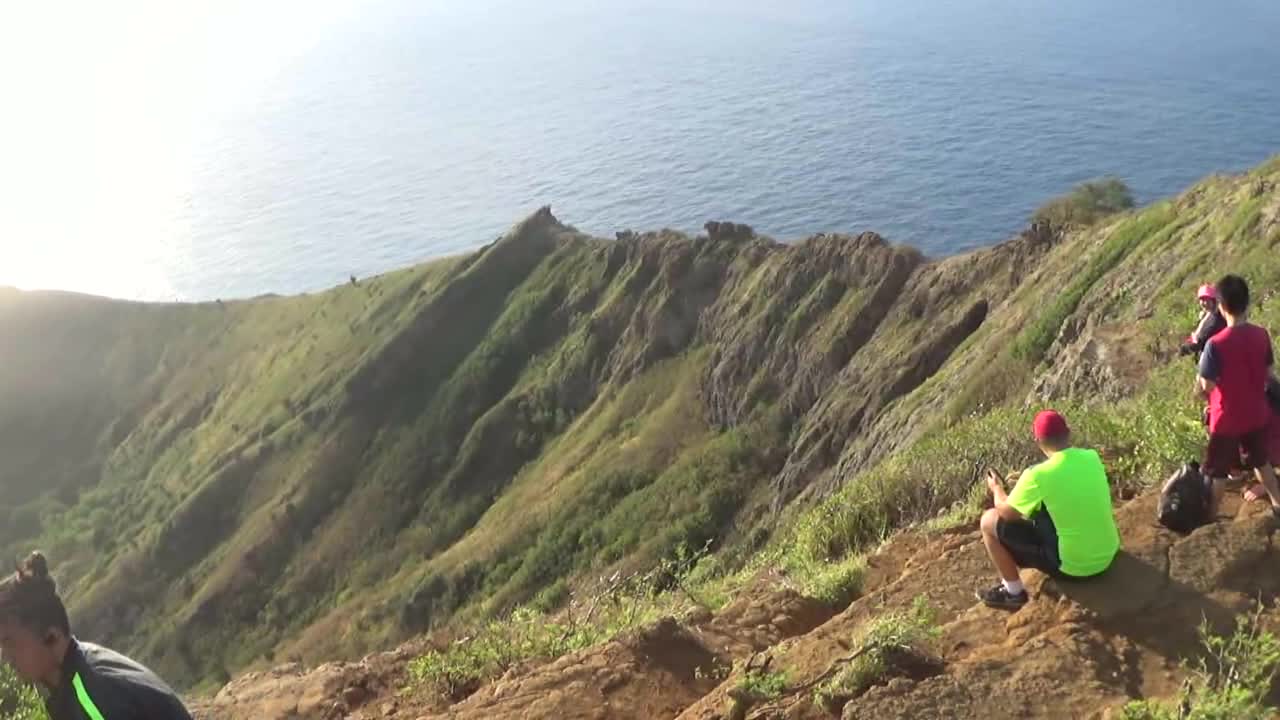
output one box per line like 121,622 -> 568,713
996,511 -> 1062,576
1204,425 -> 1270,478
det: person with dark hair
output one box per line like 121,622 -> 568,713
1197,274 -> 1280,516
0,552 -> 192,719
976,410 -> 1120,610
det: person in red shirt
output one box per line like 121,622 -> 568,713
1197,274 -> 1280,516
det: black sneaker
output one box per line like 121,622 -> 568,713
977,584 -> 1028,610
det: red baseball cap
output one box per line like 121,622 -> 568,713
1032,410 -> 1069,441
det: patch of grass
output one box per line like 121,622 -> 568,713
1220,196 -> 1264,244
406,544 -> 711,702
780,356 -> 1206,600
783,406 -> 1040,572
727,661 -> 790,720
0,663 -> 47,720
1014,203 -> 1175,362
1032,177 -> 1135,230
815,597 -> 941,711
735,668 -> 788,702
407,606 -> 605,700
1119,610 -> 1280,720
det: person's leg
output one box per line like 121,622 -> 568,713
1254,465 -> 1280,510
1244,480 -> 1266,502
1030,510 -> 1062,571
1241,427 -> 1280,513
977,509 -> 1034,609
1244,413 -> 1280,502
1210,476 -> 1228,515
1205,434 -> 1234,515
980,508 -> 1021,582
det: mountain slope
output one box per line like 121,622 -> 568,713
1,158 -> 1277,695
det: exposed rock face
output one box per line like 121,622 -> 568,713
1030,319 -> 1156,402
698,232 -> 923,430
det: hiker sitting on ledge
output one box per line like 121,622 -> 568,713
976,410 -> 1121,610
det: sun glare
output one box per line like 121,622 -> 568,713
0,0 -> 363,300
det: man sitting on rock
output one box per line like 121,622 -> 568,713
976,410 -> 1121,610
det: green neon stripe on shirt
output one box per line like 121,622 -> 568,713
72,672 -> 107,720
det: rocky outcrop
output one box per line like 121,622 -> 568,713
698,232 -> 922,429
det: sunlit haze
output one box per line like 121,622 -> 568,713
0,0 -> 363,299
2,0 -> 1277,301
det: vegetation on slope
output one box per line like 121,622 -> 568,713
1032,176 -> 1136,230
0,664 -> 46,720
1121,611 -> 1280,720
0,158 -> 1276,700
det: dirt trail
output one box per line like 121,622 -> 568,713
192,489 -> 1280,720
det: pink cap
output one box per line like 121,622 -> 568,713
1197,284 -> 1217,301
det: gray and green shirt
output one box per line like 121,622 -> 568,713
45,640 -> 192,720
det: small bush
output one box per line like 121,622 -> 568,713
815,597 -> 942,711
407,606 -> 604,700
736,668 -> 788,702
530,579 -> 570,613
725,662 -> 789,720
1120,611 -> 1280,720
1032,177 -> 1135,230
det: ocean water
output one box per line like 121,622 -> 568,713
6,0 -> 1280,300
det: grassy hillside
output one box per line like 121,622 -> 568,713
1,159 -> 1278,693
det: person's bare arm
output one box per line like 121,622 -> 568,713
1198,375 -> 1215,400
986,469 -> 1025,522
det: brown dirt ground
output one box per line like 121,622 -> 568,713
192,488 -> 1280,720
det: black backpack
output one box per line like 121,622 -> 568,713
1157,462 -> 1210,534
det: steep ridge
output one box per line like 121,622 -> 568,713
0,210 -> 1029,689
0,157 -> 1277,699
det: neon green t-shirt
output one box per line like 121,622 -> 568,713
1007,448 -> 1120,577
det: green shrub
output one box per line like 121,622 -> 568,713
1032,177 -> 1135,230
1120,611 -> 1280,720
735,668 -> 788,702
815,597 -> 941,710
530,579 -> 570,613
0,664 -> 47,720
407,606 -> 604,700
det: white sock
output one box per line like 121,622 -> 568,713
1002,578 -> 1025,595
